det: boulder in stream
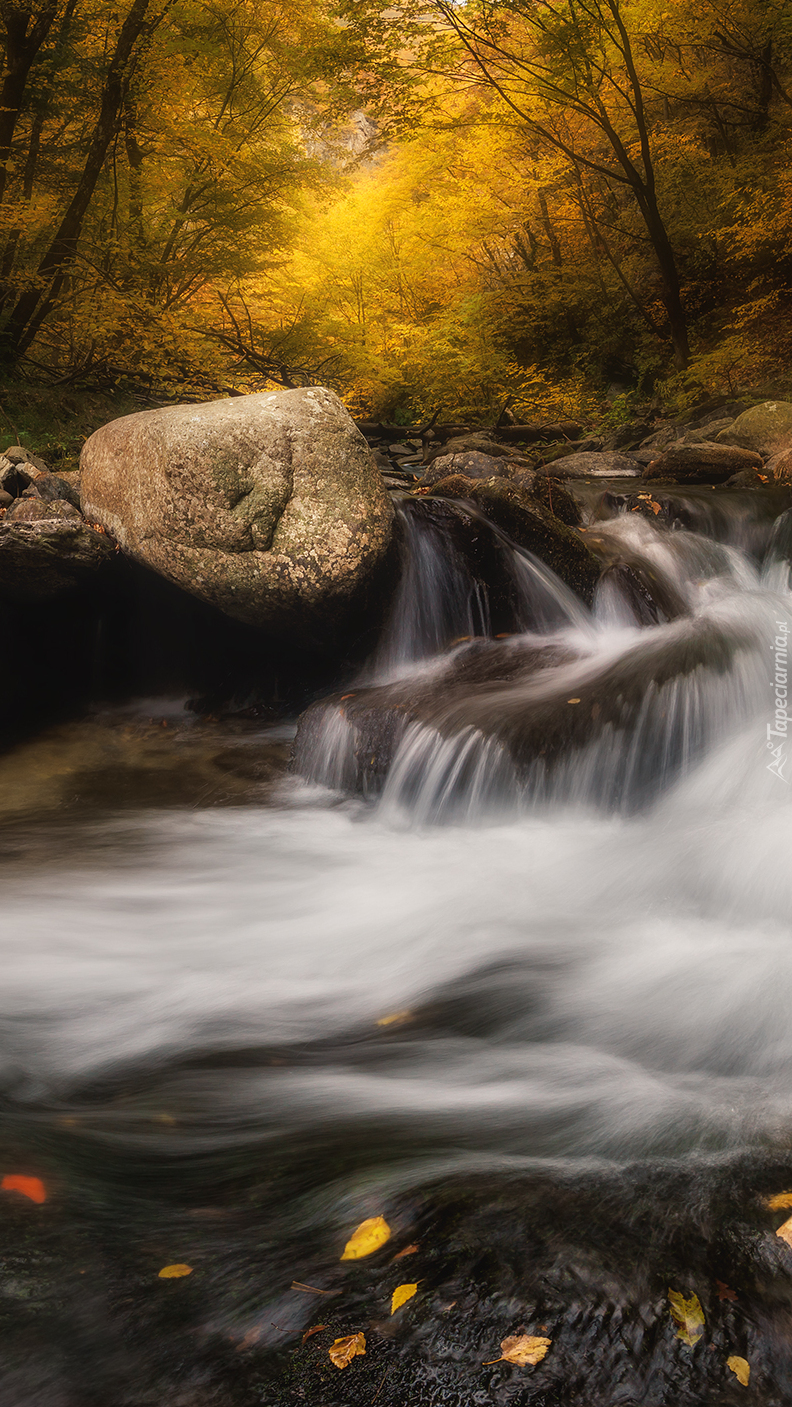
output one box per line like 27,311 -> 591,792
717,400 -> 792,454
644,443 -> 763,483
80,387 -> 394,644
426,474 -> 600,602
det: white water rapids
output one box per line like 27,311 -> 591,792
1,488 -> 791,1201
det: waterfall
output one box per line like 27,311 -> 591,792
295,486 -> 792,820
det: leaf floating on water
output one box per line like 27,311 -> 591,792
765,1190 -> 792,1210
727,1355 -> 750,1386
328,1332 -> 366,1368
668,1289 -> 705,1345
301,1323 -> 328,1344
393,1243 -> 419,1260
776,1214 -> 792,1248
484,1334 -> 552,1367
376,1010 -> 412,1028
1,1175 -> 46,1204
391,1281 -> 419,1314
716,1281 -> 738,1302
158,1263 -> 193,1278
341,1216 -> 391,1260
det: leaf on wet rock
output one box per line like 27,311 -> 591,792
376,1010 -> 412,1028
765,1190 -> 792,1210
301,1324 -> 328,1344
727,1355 -> 750,1385
484,1334 -> 552,1366
391,1281 -> 419,1313
716,1281 -> 738,1302
775,1214 -> 792,1248
1,1175 -> 46,1203
328,1332 -> 366,1368
393,1243 -> 419,1260
341,1216 -> 391,1259
668,1289 -> 704,1345
158,1263 -> 193,1278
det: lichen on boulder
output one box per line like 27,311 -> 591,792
80,387 -> 394,643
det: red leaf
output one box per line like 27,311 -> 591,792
2,1175 -> 46,1204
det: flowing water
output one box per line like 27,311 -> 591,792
2,485 -> 792,1405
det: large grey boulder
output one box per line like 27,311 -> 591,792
80,387 -> 394,639
643,443 -> 762,483
537,451 -> 640,478
717,401 -> 792,454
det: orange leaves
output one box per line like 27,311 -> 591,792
1,1175 -> 46,1204
301,1324 -> 328,1344
390,1282 -> 419,1314
765,1190 -> 792,1210
158,1264 -> 193,1278
328,1332 -> 366,1369
775,1215 -> 792,1248
484,1333 -> 552,1367
716,1281 -> 737,1303
393,1243 -> 419,1260
341,1216 -> 391,1260
668,1290 -> 704,1346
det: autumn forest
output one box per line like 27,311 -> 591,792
1,0 -> 790,428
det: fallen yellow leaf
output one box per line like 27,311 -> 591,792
391,1281 -> 419,1314
341,1216 -> 391,1260
484,1334 -> 552,1366
668,1289 -> 704,1345
727,1355 -> 750,1385
158,1264 -> 193,1278
766,1190 -> 792,1210
776,1214 -> 792,1247
376,1010 -> 412,1028
328,1332 -> 366,1368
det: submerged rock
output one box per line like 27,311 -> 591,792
80,387 -> 394,645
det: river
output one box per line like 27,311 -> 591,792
1,482 -> 791,1405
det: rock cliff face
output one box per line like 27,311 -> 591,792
80,387 -> 394,643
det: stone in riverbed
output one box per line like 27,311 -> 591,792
0,519 -> 115,602
6,497 -> 82,522
537,451 -> 640,477
717,400 -> 792,454
643,444 -> 762,483
426,474 -> 600,603
80,387 -> 394,644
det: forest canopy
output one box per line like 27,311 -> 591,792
1,0 -> 792,420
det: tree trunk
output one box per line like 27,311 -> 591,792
0,1 -> 59,205
2,0 -> 167,356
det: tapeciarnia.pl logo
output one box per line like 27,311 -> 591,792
767,618 -> 790,782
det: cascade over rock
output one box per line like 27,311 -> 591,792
80,387 -> 394,643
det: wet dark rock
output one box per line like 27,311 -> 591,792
0,488 -> 12,508
596,561 -> 686,624
420,450 -> 514,486
725,468 -> 767,488
538,451 -> 640,478
644,445 -> 763,484
426,475 -> 601,603
294,613 -> 755,810
531,475 -> 582,527
0,518 -> 116,602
